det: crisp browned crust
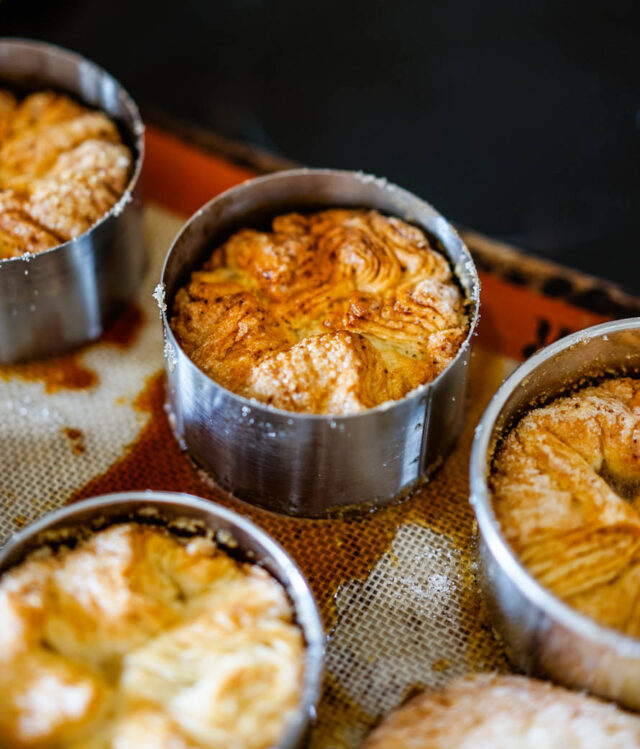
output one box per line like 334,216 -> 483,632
171,209 -> 468,414
0,90 -> 132,259
492,377 -> 640,635
363,674 -> 640,748
0,523 -> 303,748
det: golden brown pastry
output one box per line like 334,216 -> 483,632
0,523 -> 304,748
0,90 -> 132,259
171,209 -> 468,414
363,674 -> 640,748
492,377 -> 640,635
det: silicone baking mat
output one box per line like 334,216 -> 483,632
0,124 -> 635,747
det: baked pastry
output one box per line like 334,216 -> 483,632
171,209 -> 468,414
0,90 -> 133,259
0,523 -> 304,748
363,673 -> 640,748
492,377 -> 640,635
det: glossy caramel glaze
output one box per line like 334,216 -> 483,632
171,209 -> 468,414
493,377 -> 640,636
0,90 -> 132,259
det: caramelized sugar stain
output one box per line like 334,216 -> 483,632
311,678 -> 437,747
99,304 -> 145,349
68,370 -> 408,624
66,347 -> 509,630
310,673 -> 376,749
62,427 -> 86,455
457,543 -> 510,673
398,682 -> 428,704
65,346 -> 512,735
0,351 -> 97,394
431,658 -> 451,672
0,303 -> 145,394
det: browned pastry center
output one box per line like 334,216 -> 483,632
171,209 -> 469,414
0,523 -> 303,748
0,89 -> 133,259
492,377 -> 640,636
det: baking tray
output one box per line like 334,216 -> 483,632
1,120 -> 639,747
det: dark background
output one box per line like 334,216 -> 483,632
2,0 -> 639,290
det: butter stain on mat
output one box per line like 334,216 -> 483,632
62,426 -> 86,454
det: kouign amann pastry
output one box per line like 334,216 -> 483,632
364,673 -> 640,748
171,209 -> 468,414
0,90 -> 132,259
492,377 -> 640,635
0,523 -> 303,748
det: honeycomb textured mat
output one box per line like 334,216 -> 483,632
0,203 -> 516,747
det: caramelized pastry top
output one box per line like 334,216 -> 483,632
0,90 -> 133,259
0,523 -> 304,748
492,377 -> 640,636
171,209 -> 469,414
363,674 -> 640,748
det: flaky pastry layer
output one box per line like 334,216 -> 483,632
0,523 -> 304,748
171,209 -> 468,414
0,90 -> 132,259
492,377 -> 640,636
